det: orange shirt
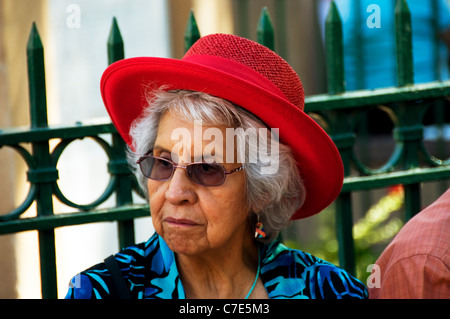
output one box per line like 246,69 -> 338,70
369,188 -> 450,299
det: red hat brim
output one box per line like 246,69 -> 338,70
101,56 -> 343,220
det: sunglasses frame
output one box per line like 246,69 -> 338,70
136,153 -> 245,187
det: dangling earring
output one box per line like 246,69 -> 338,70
254,214 -> 266,239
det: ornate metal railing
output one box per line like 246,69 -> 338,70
0,0 -> 448,298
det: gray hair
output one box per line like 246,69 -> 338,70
128,89 -> 306,242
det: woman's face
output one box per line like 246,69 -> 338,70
148,112 -> 250,256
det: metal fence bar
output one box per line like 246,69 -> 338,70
342,166 -> 450,192
0,122 -> 116,145
394,0 -> 422,220
107,18 -> 136,249
325,1 -> 345,95
324,1 -> 356,275
257,7 -> 274,51
184,10 -> 200,52
395,0 -> 414,87
305,81 -> 450,111
0,205 -> 149,235
27,23 -> 58,299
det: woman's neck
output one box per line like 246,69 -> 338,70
176,237 -> 259,299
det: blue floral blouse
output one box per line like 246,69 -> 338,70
65,232 -> 368,299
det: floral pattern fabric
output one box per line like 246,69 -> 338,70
65,232 -> 368,299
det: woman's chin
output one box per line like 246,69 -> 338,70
162,231 -> 206,256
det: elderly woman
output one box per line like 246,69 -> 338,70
66,34 -> 367,299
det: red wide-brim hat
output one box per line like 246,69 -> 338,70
100,33 -> 343,220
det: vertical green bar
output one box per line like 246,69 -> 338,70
395,0 -> 421,219
108,18 -> 124,64
184,10 -> 200,53
27,23 -> 58,299
112,135 -> 135,249
395,0 -> 413,86
28,23 -> 48,129
325,2 -> 355,275
325,1 -> 345,95
257,7 -> 275,51
350,0 -> 364,89
333,134 -> 355,274
108,18 -> 135,248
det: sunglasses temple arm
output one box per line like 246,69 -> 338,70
225,165 -> 245,174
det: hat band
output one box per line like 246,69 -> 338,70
182,54 -> 289,103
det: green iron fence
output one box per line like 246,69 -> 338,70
0,0 -> 449,299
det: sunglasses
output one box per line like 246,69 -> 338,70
136,153 -> 245,187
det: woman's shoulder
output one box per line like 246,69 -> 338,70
260,240 -> 368,299
65,233 -> 161,299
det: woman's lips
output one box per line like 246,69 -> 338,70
164,217 -> 199,227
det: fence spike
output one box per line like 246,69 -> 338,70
325,1 -> 345,95
27,22 -> 58,298
27,22 -> 43,51
184,10 -> 200,52
395,0 -> 413,86
257,7 -> 275,51
108,17 -> 124,65
27,22 -> 48,128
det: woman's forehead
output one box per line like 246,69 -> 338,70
154,113 -> 231,163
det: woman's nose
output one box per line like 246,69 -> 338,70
164,167 -> 198,205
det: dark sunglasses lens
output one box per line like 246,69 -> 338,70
188,163 -> 225,186
140,156 -> 173,180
